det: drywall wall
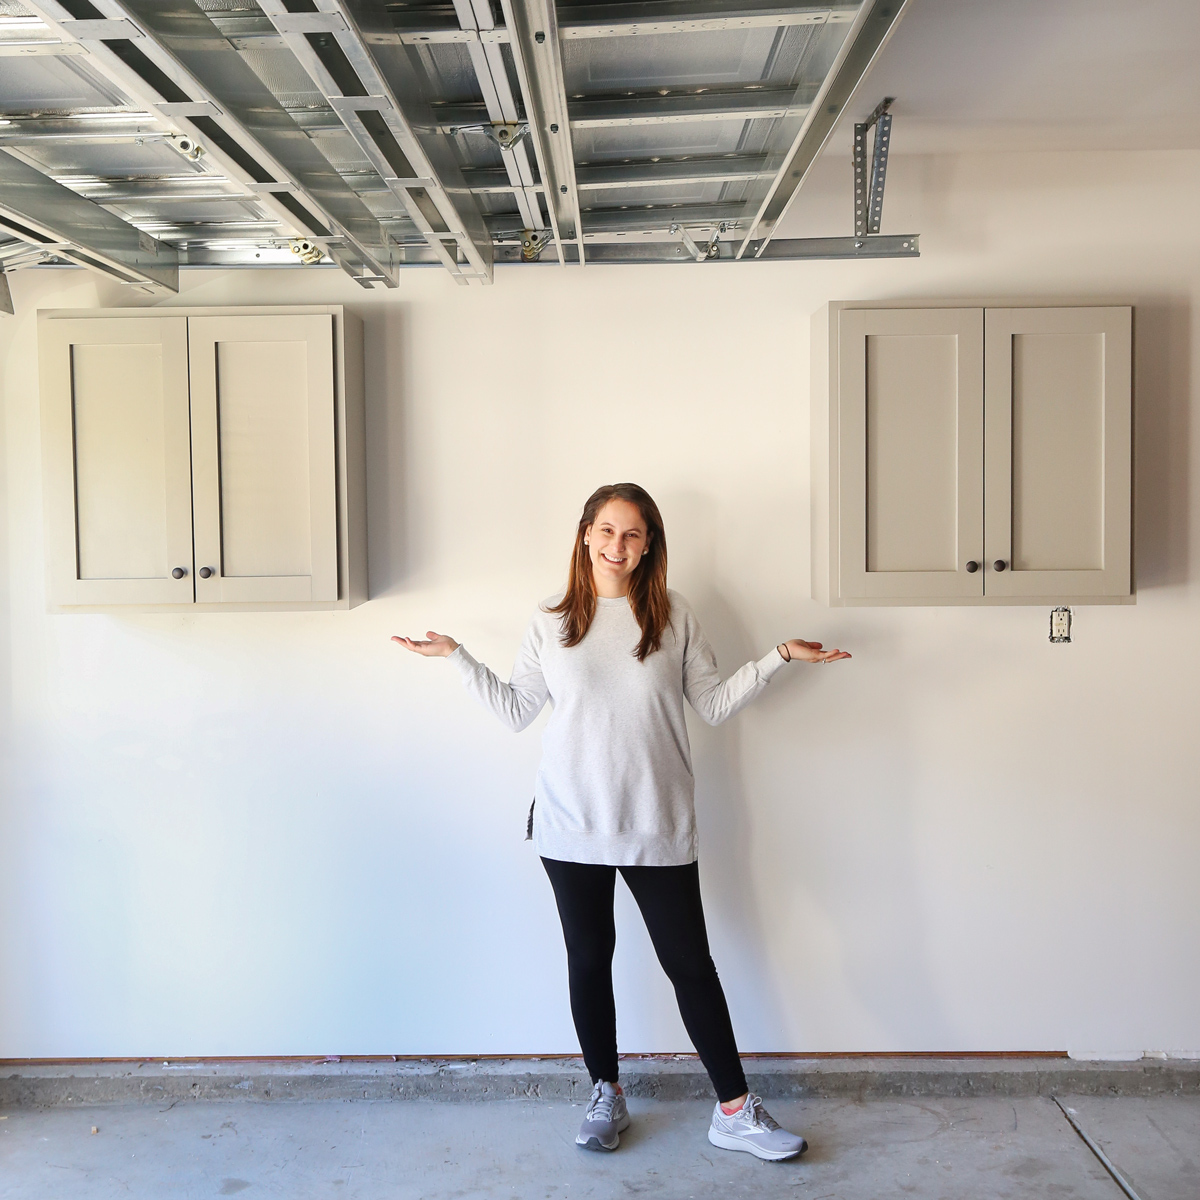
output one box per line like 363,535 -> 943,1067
1,148 -> 1198,1059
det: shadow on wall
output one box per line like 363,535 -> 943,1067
362,305 -> 412,596
1133,299 -> 1191,589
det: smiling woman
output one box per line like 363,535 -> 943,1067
547,484 -> 670,661
392,482 -> 849,1162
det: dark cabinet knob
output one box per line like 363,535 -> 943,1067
171,567 -> 187,579
993,559 -> 1007,572
965,560 -> 979,573
198,567 -> 213,579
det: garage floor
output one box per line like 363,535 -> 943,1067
2,1093 -> 1195,1199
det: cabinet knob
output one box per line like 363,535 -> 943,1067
965,560 -> 979,573
993,559 -> 1007,572
171,567 -> 187,579
198,567 -> 213,579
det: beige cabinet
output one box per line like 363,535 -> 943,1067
811,302 -> 1132,606
40,306 -> 366,611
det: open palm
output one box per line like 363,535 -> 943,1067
782,638 -> 850,664
392,631 -> 460,658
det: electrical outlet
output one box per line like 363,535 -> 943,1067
1050,607 -> 1072,643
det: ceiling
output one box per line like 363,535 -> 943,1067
837,0 -> 1200,155
0,0 -> 1192,297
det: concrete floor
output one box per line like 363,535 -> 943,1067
1,1094 -> 1195,1199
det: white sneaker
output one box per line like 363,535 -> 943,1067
708,1093 -> 808,1161
575,1081 -> 630,1151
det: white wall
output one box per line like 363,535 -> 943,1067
1,148 -> 1198,1059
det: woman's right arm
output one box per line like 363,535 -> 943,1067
392,624 -> 549,733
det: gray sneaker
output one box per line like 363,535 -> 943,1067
708,1093 -> 808,1161
575,1081 -> 630,1151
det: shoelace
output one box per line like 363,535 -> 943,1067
586,1085 -> 618,1123
740,1095 -> 781,1132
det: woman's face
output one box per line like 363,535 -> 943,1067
585,499 -> 650,593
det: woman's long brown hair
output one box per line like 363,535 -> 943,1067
547,483 -> 670,661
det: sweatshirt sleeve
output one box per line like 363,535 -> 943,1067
681,607 -> 788,728
447,617 -> 549,733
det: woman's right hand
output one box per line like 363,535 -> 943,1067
391,631 -> 460,657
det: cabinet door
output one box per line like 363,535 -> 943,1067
984,308 -> 1131,598
838,308 -> 984,599
40,317 -> 195,606
188,315 -> 338,604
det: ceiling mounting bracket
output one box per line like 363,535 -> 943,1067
703,221 -> 731,260
449,122 -> 532,153
520,229 -> 552,261
670,222 -> 718,262
853,96 -> 893,241
670,221 -> 730,262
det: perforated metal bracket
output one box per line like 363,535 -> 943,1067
853,96 -> 893,240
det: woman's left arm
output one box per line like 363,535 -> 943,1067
682,618 -> 850,727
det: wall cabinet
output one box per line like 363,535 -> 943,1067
40,306 -> 366,611
811,302 -> 1132,606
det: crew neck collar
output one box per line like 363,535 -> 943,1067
595,594 -> 631,607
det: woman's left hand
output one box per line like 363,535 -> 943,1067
779,639 -> 851,665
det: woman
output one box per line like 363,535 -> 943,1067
394,483 -> 849,1161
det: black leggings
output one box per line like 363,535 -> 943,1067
541,856 -> 748,1103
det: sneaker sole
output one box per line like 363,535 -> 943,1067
708,1127 -> 808,1161
576,1114 -> 631,1152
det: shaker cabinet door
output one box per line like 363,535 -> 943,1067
983,307 -> 1132,598
838,308 -> 984,600
40,317 -> 195,606
188,315 -> 339,604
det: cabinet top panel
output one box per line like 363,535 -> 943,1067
39,306 -> 346,321
822,298 -> 1135,313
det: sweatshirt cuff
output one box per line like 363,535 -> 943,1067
448,644 -> 479,674
757,646 -> 789,681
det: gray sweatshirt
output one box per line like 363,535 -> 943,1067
448,590 -> 787,866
